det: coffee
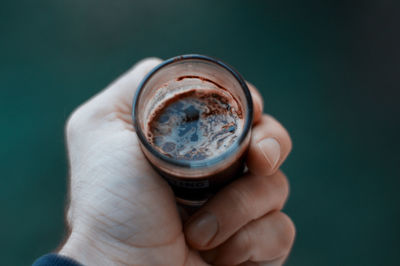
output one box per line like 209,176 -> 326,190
146,88 -> 244,162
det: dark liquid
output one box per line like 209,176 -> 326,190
147,90 -> 243,161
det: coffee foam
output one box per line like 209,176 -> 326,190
146,87 -> 244,161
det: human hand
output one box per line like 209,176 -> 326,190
58,58 -> 294,266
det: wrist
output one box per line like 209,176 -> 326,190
59,230 -> 125,266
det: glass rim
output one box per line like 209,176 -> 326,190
132,54 -> 253,168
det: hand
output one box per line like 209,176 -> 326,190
59,58 -> 295,266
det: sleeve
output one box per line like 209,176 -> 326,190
32,253 -> 84,266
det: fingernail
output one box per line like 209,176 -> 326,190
186,212 -> 218,247
258,138 -> 281,169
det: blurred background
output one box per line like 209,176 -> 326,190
1,0 -> 399,265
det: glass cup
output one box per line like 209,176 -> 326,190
132,54 -> 253,207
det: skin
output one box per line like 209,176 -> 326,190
58,58 -> 295,266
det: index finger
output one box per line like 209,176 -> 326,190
247,114 -> 293,177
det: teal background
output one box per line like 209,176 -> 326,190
1,1 -> 399,265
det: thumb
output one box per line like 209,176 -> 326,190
66,57 -> 162,132
103,57 -> 163,108
80,57 -> 162,115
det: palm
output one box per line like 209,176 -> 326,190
68,115 -> 207,265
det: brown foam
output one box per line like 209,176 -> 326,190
146,87 -> 244,161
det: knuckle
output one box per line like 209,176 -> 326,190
276,123 -> 292,156
261,171 -> 289,211
285,128 -> 293,154
227,184 -> 257,220
273,172 -> 290,208
276,121 -> 292,156
274,212 -> 296,254
234,226 -> 253,255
